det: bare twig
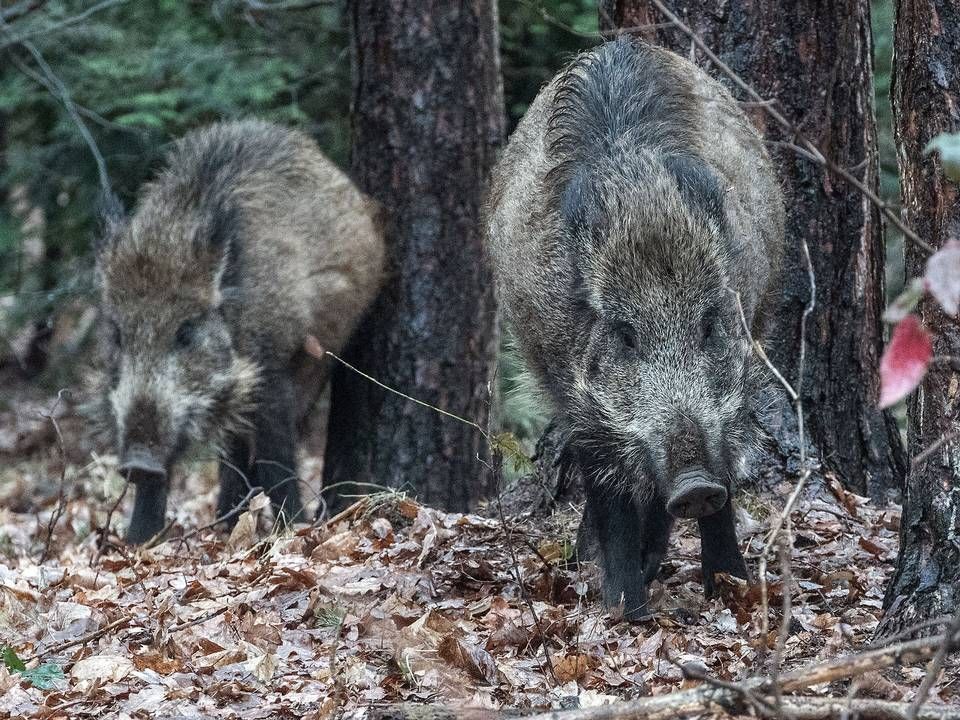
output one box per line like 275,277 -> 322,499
910,430 -> 960,470
0,0 -> 46,23
671,651 -> 777,716
732,290 -> 798,400
38,389 -> 71,564
868,615 -> 958,649
518,632 -> 958,720
388,693 -> 957,720
324,350 -> 488,440
0,16 -> 111,193
489,376 -> 559,687
0,0 -> 130,51
907,613 -> 960,720
93,478 -> 129,561
29,615 -> 131,662
144,484 -> 264,549
641,0 -> 933,254
167,606 -> 228,634
518,0 -> 673,39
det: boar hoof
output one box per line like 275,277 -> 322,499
666,470 -> 727,519
603,584 -> 653,622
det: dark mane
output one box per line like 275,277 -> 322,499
545,38 -> 724,237
167,122 -> 297,252
547,37 -> 696,173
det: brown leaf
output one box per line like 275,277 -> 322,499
552,653 -> 590,683
486,621 -> 530,651
858,537 -> 886,557
132,652 -> 181,674
437,635 -> 499,685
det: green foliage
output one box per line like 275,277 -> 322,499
872,0 -> 898,200
500,0 -> 598,126
0,0 -> 349,322
1,646 -> 64,689
925,132 -> 960,182
0,0 -> 593,437
872,0 -> 905,304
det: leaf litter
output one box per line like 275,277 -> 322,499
0,403 -> 956,719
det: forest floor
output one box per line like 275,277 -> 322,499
0,385 -> 957,719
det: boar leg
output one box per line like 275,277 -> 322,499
126,480 -> 170,545
698,497 -> 748,597
250,370 -> 304,524
582,476 -> 672,620
216,371 -> 304,525
217,434 -> 254,523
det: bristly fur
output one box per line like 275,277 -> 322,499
546,37 -> 695,193
485,37 -> 785,615
95,119 -> 386,542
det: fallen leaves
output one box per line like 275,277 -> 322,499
0,429 -> 955,718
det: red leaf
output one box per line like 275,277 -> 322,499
925,239 -> 960,315
879,315 -> 932,408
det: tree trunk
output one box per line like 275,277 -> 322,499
597,0 -> 906,499
321,1 -> 504,512
880,0 -> 960,632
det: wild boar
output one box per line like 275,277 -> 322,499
96,119 -> 385,543
486,38 -> 784,619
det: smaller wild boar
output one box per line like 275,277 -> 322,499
486,38 -> 784,619
96,120 -> 384,543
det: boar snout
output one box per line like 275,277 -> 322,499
120,444 -> 170,545
666,469 -> 727,519
118,444 -> 167,484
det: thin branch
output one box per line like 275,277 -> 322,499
489,375 -> 559,687
907,613 -> 960,720
0,0 -> 45,23
37,389 -> 71,564
910,430 -> 960,470
517,1 -> 673,39
0,26 -> 111,194
324,350 -> 488,440
28,615 -> 131,662
144,484 -> 264,549
93,477 -> 129,561
732,289 -> 798,400
642,0 -> 933,254
0,0 -> 129,51
243,0 -> 333,10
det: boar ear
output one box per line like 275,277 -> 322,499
663,154 -> 728,235
193,199 -> 241,284
559,168 -> 605,240
94,191 -> 126,257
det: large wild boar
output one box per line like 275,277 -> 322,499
486,38 -> 784,619
96,120 -> 384,544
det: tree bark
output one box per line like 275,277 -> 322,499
881,0 -> 960,632
598,0 -> 906,499
321,1 -> 504,511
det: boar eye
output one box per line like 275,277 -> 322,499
174,317 -> 202,349
613,322 -> 638,352
701,311 -> 720,346
108,318 -> 122,347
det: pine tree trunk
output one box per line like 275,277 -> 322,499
597,0 -> 906,499
880,0 -> 960,632
321,1 -> 504,512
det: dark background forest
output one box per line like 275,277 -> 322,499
0,1 -> 958,717
0,0 -> 905,438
